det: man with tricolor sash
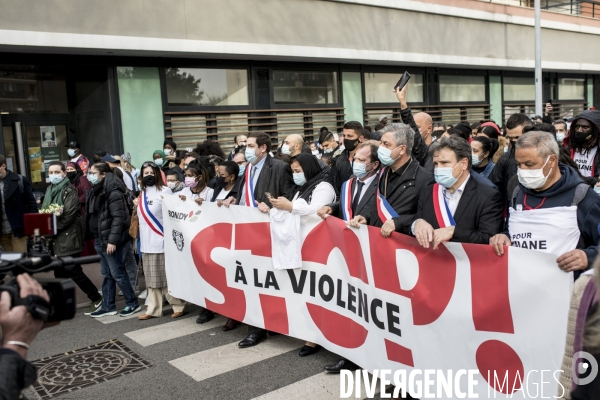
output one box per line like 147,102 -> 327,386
412,136 -> 503,249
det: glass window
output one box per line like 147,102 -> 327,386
0,69 -> 68,114
364,73 -> 424,103
440,75 -> 486,102
165,68 -> 249,106
559,78 -> 585,100
503,77 -> 535,101
273,71 -> 338,104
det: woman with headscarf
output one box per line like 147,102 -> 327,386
268,153 -> 336,357
151,150 -> 168,184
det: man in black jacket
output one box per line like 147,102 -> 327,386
350,123 -> 434,238
396,85 -> 433,169
0,154 -> 38,253
331,121 -> 369,193
566,110 -> 600,186
412,136 -> 503,248
489,113 -> 533,207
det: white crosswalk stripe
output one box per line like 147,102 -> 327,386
168,335 -> 303,382
125,315 -> 226,346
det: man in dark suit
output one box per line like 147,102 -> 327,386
317,143 -> 380,222
221,132 -> 295,348
412,136 -> 503,249
0,154 -> 38,253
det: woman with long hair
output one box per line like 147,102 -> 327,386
178,162 -> 214,205
470,136 -> 497,179
84,162 -> 140,318
137,161 -> 187,320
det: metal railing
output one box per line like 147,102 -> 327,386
164,108 -> 345,153
477,0 -> 600,18
364,104 -> 491,127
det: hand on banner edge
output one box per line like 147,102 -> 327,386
348,215 -> 367,229
489,233 -> 511,256
557,249 -> 588,272
432,226 -> 455,250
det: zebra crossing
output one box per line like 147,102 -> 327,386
87,309 -> 383,399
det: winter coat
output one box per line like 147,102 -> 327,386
52,184 -> 83,256
1,170 -> 38,237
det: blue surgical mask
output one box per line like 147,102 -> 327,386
434,164 -> 461,188
238,164 -> 246,177
472,154 -> 482,167
245,147 -> 258,164
293,172 -> 307,186
49,175 -> 63,185
594,186 -> 600,195
88,173 -> 100,185
352,162 -> 369,179
67,149 -> 76,157
377,145 -> 400,166
323,148 -> 333,154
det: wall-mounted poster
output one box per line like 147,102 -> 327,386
29,147 -> 42,171
40,126 -> 56,147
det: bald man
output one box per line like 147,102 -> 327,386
414,112 -> 433,146
281,134 -> 304,156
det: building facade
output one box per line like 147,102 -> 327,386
1,0 -> 599,189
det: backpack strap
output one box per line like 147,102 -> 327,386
510,185 -> 521,209
571,183 -> 590,207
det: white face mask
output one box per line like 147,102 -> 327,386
281,144 -> 291,155
167,181 -> 177,190
517,156 -> 551,190
164,149 -> 172,156
556,133 -> 566,142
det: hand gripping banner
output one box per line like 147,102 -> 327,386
163,197 -> 571,399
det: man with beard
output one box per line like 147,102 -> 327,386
567,110 -> 600,186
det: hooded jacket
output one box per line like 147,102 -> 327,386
84,173 -> 131,250
567,110 -> 600,186
509,164 -> 600,268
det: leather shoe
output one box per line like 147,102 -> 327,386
171,311 -> 186,319
196,308 -> 215,324
299,344 -> 320,357
324,359 -> 359,373
238,329 -> 267,348
138,314 -> 156,320
222,318 -> 240,331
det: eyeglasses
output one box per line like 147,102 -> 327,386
142,162 -> 158,168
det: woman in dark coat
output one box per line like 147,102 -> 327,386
66,161 -> 95,256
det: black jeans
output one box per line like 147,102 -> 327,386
53,253 -> 101,303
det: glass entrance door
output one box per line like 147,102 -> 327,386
1,122 -> 69,190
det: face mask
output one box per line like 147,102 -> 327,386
67,171 -> 77,181
377,145 -> 400,166
352,162 -> 370,179
472,154 -> 482,167
245,147 -> 258,164
595,186 -> 600,195
49,175 -> 63,185
344,138 -> 359,152
164,149 -> 171,156
517,157 -> 551,190
142,175 -> 156,187
185,177 -> 198,188
281,144 -> 291,155
574,131 -> 593,145
154,158 -> 164,166
88,173 -> 100,185
238,164 -> 246,177
435,163 -> 461,189
293,172 -> 307,186
323,148 -> 333,154
67,149 -> 76,157
167,181 -> 177,190
312,150 -> 319,156
556,133 -> 565,142
215,176 -> 225,186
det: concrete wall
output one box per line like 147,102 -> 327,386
0,0 -> 599,72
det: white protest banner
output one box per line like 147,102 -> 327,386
163,197 -> 571,399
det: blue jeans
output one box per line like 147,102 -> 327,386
94,239 -> 139,311
122,241 -> 138,289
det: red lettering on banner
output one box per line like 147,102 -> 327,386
306,303 -> 368,348
463,244 -> 514,334
476,340 -> 524,394
301,218 -> 369,284
384,339 -> 414,367
235,222 -> 271,257
368,227 -> 456,325
191,223 -> 246,321
259,294 -> 289,335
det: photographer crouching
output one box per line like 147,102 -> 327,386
0,274 -> 50,400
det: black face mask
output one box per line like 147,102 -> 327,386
67,171 -> 77,182
574,131 -> 594,145
142,175 -> 156,187
344,138 -> 359,152
93,157 -> 102,163
215,176 -> 225,186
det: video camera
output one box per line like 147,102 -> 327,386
0,213 -> 100,322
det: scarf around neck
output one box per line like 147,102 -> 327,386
42,177 -> 70,208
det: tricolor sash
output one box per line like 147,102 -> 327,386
340,178 -> 354,221
244,164 -> 257,207
432,183 -> 456,228
139,190 -> 164,237
376,168 -> 399,223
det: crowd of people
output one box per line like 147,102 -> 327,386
2,83 -> 600,399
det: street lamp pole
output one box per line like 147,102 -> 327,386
535,0 -> 543,116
